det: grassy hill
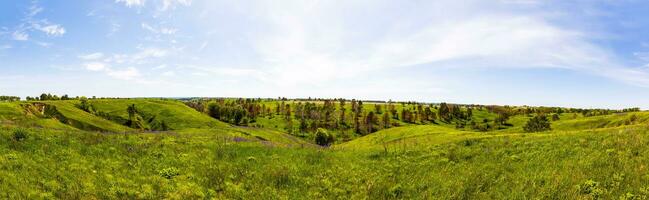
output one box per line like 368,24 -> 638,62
2,98 -> 649,199
87,99 -> 229,130
2,119 -> 649,199
43,101 -> 134,132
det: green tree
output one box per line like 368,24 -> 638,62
314,128 -> 334,146
523,115 -> 551,132
382,112 -> 390,129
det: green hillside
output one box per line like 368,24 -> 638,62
43,101 -> 133,132
2,119 -> 649,199
88,99 -> 229,129
2,98 -> 649,199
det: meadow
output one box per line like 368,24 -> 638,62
0,98 -> 648,199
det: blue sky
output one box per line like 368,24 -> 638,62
1,0 -> 649,109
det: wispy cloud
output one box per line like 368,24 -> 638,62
115,0 -> 191,11
107,67 -> 140,80
79,52 -> 105,60
115,0 -> 146,8
82,60 -> 141,80
84,62 -> 107,71
35,24 -> 66,36
162,71 -> 175,76
160,0 -> 191,11
12,31 -> 29,41
9,1 -> 66,42
141,22 -> 177,35
216,0 -> 649,89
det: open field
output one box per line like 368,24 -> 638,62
0,98 -> 648,199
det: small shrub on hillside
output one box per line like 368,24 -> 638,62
576,180 -> 604,199
314,128 -> 334,146
158,167 -> 180,179
523,115 -> 551,133
551,114 -> 560,121
12,128 -> 28,142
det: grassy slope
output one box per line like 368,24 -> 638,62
2,121 -> 649,199
44,101 -> 133,133
2,100 -> 306,147
5,100 -> 649,198
88,99 -> 229,129
339,111 -> 649,151
0,102 -> 78,131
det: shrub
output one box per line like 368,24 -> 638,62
314,128 -> 334,146
158,167 -> 180,179
577,180 -> 604,199
551,114 -> 560,121
523,115 -> 551,132
12,128 -> 28,142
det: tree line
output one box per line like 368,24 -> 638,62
0,96 -> 20,102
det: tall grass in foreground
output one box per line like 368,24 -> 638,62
1,125 -> 649,199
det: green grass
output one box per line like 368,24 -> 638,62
0,102 -> 24,121
3,123 -> 649,199
0,102 -> 78,130
3,99 -> 649,198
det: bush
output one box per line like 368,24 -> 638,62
314,128 -> 334,146
551,114 -> 560,121
577,180 -> 604,199
158,167 -> 180,179
523,115 -> 551,132
12,128 -> 28,142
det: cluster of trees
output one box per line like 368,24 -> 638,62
188,98 -> 477,141
207,102 -> 249,125
25,93 -> 81,101
24,93 -> 102,101
0,96 -> 20,102
185,98 -> 645,145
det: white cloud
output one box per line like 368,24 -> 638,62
84,62 -> 107,71
9,1 -> 66,41
116,0 -> 190,11
12,31 -> 29,41
198,41 -> 208,51
101,47 -> 169,65
160,0 -> 191,11
132,47 -> 167,60
141,23 -> 156,33
27,4 -> 43,18
107,67 -> 140,80
37,24 -> 66,36
234,0 -> 649,88
160,27 -> 177,35
79,52 -> 105,60
153,64 -> 167,70
0,45 -> 11,50
162,71 -> 175,76
115,0 -> 146,8
141,23 -> 177,35
108,22 -> 121,36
